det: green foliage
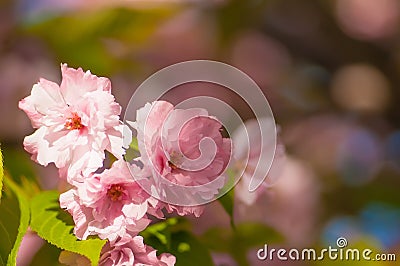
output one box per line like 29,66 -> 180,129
216,0 -> 268,44
124,137 -> 140,162
23,7 -> 178,75
1,147 -> 40,193
1,147 -> 35,182
217,189 -> 235,227
0,146 -> 3,202
4,178 -> 30,266
323,172 -> 400,216
29,191 -> 106,266
141,218 -> 215,266
218,168 -> 237,227
168,231 -> 215,266
200,223 -> 283,266
0,185 -> 19,266
0,176 -> 30,266
30,242 -> 63,266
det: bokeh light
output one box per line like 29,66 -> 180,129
336,0 -> 400,40
331,64 -> 390,113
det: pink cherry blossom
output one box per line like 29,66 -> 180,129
100,236 -> 175,266
131,100 -> 231,215
19,64 -> 127,182
60,160 -> 153,241
232,118 -> 285,205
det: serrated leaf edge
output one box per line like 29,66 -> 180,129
30,191 -> 106,266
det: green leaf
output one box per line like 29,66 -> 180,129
0,145 -> 3,202
30,191 -> 106,266
141,219 -> 214,266
0,185 -> 19,266
129,137 -> 139,151
4,177 -> 30,266
30,241 -> 63,266
217,168 -> 236,227
124,137 -> 140,162
218,189 -> 234,227
0,175 -> 30,266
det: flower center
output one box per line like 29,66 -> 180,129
168,151 -> 183,170
107,184 -> 124,201
168,161 -> 179,170
65,112 -> 84,130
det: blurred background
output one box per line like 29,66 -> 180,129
0,0 -> 400,265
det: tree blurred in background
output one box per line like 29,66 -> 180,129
0,0 -> 399,265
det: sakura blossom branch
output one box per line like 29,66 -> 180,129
18,60 -> 280,266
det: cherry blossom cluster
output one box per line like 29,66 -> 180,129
19,64 -> 232,265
